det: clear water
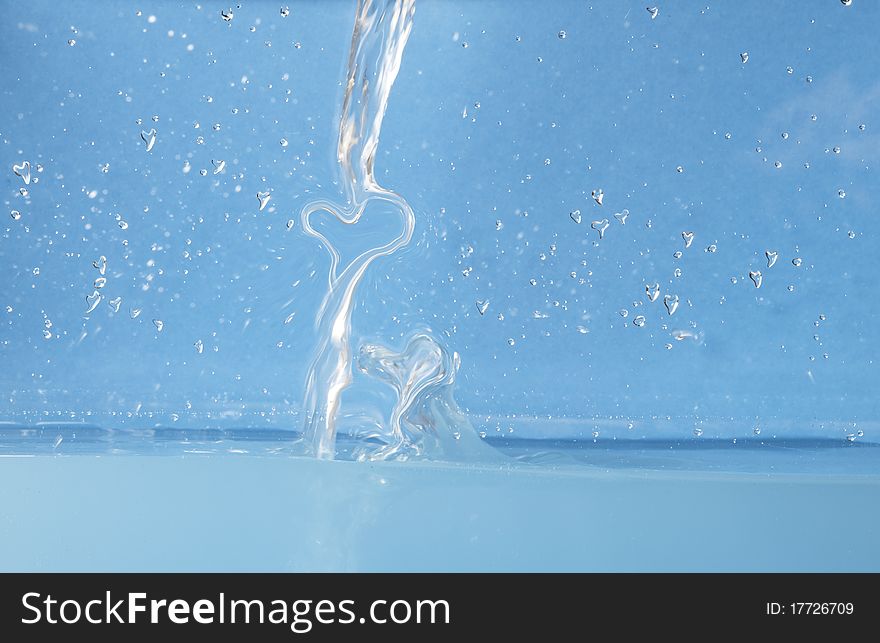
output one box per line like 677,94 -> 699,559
2,1 -> 879,570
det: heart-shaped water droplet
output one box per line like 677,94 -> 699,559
212,159 -> 226,174
591,218 -> 609,239
85,290 -> 102,314
591,188 -> 604,206
682,231 -> 694,248
645,282 -> 661,302
257,191 -> 271,211
92,255 -> 107,275
664,293 -> 680,315
749,270 -> 763,288
569,209 -> 582,224
614,209 -> 629,225
108,296 -> 122,313
765,250 -> 778,268
140,129 -> 157,152
12,161 -> 31,185
476,299 -> 490,315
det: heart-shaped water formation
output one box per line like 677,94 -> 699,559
664,293 -> 680,315
140,129 -> 157,152
645,282 -> 661,302
85,290 -> 102,314
591,218 -> 609,239
614,209 -> 629,225
256,191 -> 271,211
765,250 -> 778,268
12,161 -> 31,185
749,270 -> 763,288
475,299 -> 489,315
682,231 -> 694,248
569,209 -> 582,224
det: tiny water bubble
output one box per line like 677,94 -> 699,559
557,30 -> 567,39
848,230 -> 856,239
507,338 -> 515,346
280,138 -> 289,147
838,189 -> 846,198
792,257 -> 803,267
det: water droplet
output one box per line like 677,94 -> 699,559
529,278 -> 537,286
749,270 -> 763,288
663,294 -> 680,315
94,277 -> 107,289
194,339 -> 204,354
140,128 -> 157,152
153,319 -> 164,332
476,299 -> 490,315
724,132 -> 732,140
576,325 -> 589,334
212,159 -> 226,174
118,220 -> 129,230
257,191 -> 271,211
10,210 -> 21,221
19,187 -> 29,197
42,330 -> 53,340
199,169 -> 208,177
765,250 -> 778,268
681,231 -> 694,248
753,426 -> 761,436
280,138 -> 289,147
740,52 -> 749,64
591,218 -> 609,239
805,75 -> 813,83
221,8 -> 234,22
774,161 -> 783,169
108,297 -> 122,313
591,188 -> 604,205
569,209 -> 582,224
792,257 -> 803,267
283,312 -> 296,325
673,268 -> 682,278
507,338 -> 515,346
781,132 -> 789,140
786,66 -> 794,74
280,6 -> 290,17
841,0 -> 852,6
848,230 -> 856,239
673,250 -> 683,259
645,283 -> 661,302
787,284 -> 795,292
619,309 -> 629,318
838,189 -> 846,198
647,6 -> 659,19
614,209 -> 629,225
495,219 -> 504,231
833,146 -> 841,154
557,30 -> 567,39
693,427 -> 704,437
859,123 -> 866,131
632,315 -> 646,328
92,255 -> 107,275
286,219 -> 295,230
705,244 -> 717,253
12,161 -> 31,185
68,39 -> 76,46
676,165 -> 684,173
85,291 -> 102,314
130,307 -> 142,319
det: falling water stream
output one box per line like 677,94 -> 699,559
299,0 -> 479,461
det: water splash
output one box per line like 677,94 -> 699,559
299,0 -> 420,459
